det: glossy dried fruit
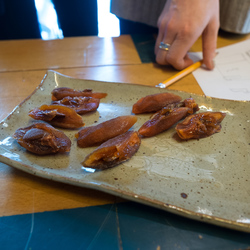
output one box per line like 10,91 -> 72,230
175,112 -> 226,140
76,115 -> 137,147
13,123 -> 71,155
52,96 -> 100,114
138,98 -> 199,137
29,104 -> 84,129
51,87 -> 107,101
132,92 -> 182,114
82,131 -> 141,170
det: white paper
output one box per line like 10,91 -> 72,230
192,39 -> 250,101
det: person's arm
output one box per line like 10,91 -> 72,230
155,0 -> 219,70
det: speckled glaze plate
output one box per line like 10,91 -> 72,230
0,70 -> 250,232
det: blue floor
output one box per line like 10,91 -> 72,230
1,202 -> 249,250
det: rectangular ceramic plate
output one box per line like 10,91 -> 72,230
0,70 -> 249,232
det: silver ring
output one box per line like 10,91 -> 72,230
159,42 -> 171,51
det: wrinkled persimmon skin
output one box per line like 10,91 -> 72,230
52,96 -> 100,114
76,115 -> 137,147
82,131 -> 141,170
29,104 -> 84,129
138,98 -> 199,137
175,112 -> 226,140
132,92 -> 182,114
13,123 -> 71,155
51,87 -> 107,101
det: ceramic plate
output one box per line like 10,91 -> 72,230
0,71 -> 249,232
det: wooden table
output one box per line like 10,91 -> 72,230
0,33 -> 250,249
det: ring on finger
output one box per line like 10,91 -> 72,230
159,42 -> 171,51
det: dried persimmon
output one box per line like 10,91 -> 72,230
51,87 -> 107,101
138,98 -> 199,137
132,92 -> 182,114
76,115 -> 137,147
52,96 -> 100,114
139,107 -> 189,137
13,123 -> 71,155
175,112 -> 226,140
82,131 -> 141,170
29,104 -> 84,129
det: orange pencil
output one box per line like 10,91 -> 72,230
156,60 -> 203,88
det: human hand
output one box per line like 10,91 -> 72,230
155,0 -> 219,70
